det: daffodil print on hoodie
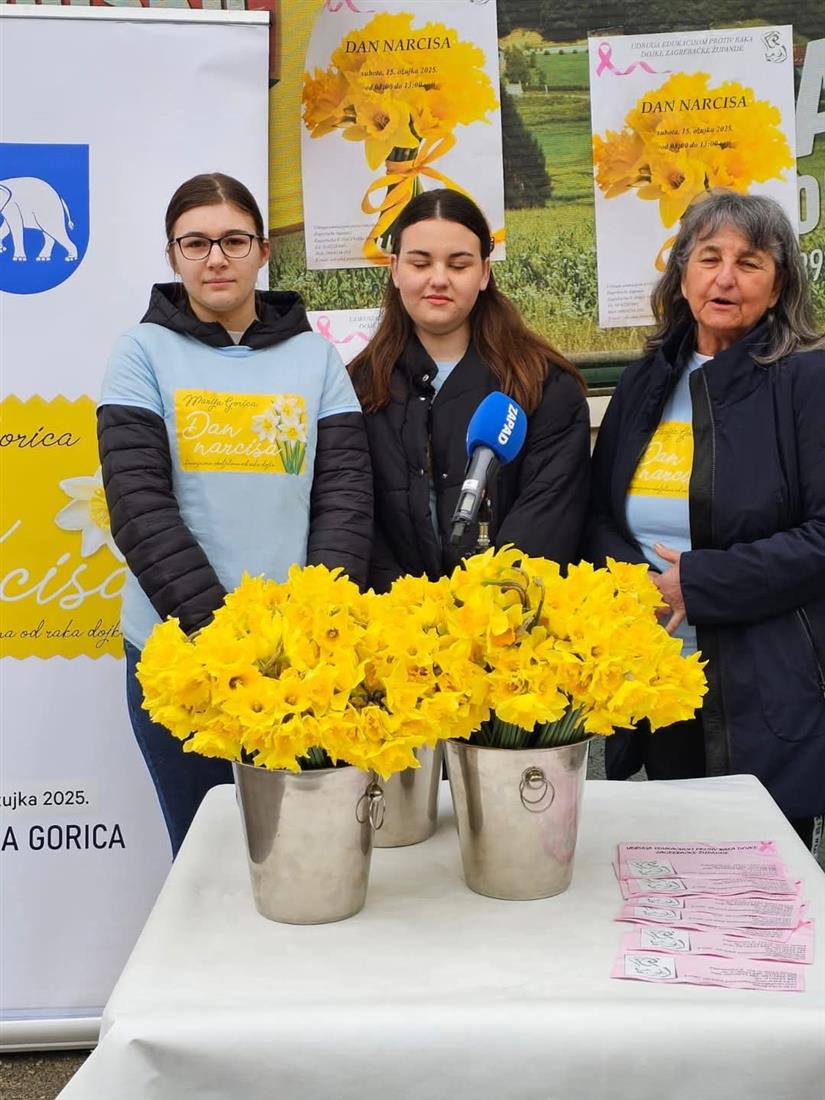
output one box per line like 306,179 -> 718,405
250,394 -> 308,475
176,390 -> 308,475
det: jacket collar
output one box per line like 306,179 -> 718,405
396,333 -> 438,396
656,317 -> 772,408
140,282 -> 311,350
395,334 -> 489,401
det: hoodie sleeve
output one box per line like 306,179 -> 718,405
306,410 -> 374,590
306,350 -> 373,587
97,403 -> 227,634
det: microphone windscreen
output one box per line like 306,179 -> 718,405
465,391 -> 528,465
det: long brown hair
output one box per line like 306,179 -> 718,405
349,189 -> 584,413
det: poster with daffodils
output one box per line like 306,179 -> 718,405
300,0 -> 504,269
588,26 -> 797,328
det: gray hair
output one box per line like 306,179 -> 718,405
647,189 -> 825,363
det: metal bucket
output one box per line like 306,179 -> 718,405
232,762 -> 384,924
373,743 -> 443,848
444,738 -> 591,900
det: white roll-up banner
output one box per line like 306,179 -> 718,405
0,4 -> 269,1049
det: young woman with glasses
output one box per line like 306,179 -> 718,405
97,172 -> 373,856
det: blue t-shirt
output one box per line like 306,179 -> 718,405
625,351 -> 710,655
99,324 -> 360,648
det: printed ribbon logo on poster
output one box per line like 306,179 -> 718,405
302,11 -> 499,263
592,71 -> 793,269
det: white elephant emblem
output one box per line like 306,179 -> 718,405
0,176 -> 78,263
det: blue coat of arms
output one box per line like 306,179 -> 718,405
0,143 -> 89,295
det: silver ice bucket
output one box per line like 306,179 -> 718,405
233,762 -> 383,924
444,738 -> 590,900
373,743 -> 443,848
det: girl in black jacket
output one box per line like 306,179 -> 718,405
98,173 -> 373,855
349,189 -> 590,591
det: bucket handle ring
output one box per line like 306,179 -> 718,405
356,779 -> 386,831
519,766 -> 555,813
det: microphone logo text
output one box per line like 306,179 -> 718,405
497,403 -> 519,447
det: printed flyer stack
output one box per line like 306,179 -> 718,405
611,841 -> 815,992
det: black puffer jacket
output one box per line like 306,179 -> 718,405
355,336 -> 590,591
98,284 -> 373,635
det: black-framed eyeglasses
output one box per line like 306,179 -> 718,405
169,232 -> 262,261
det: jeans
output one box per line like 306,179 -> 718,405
125,641 -> 233,857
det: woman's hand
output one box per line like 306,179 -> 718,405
652,543 -> 686,634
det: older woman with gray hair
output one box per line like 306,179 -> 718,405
585,189 -> 825,852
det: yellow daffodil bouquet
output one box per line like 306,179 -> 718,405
302,11 -> 498,261
136,565 -> 490,780
593,71 -> 793,268
440,546 -> 707,749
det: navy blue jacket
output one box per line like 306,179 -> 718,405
585,321 -> 825,818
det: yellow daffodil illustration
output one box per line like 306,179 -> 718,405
250,396 -> 308,475
250,408 -> 279,443
55,467 -> 123,561
302,11 -> 498,262
343,91 -> 419,170
593,72 -> 793,262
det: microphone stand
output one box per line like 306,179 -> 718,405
473,496 -> 492,555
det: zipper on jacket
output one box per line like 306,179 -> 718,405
795,608 -> 825,697
692,366 -> 730,775
699,370 -> 718,547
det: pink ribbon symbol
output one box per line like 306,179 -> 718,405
315,315 -> 371,348
596,42 -> 666,76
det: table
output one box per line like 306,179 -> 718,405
59,775 -> 825,1100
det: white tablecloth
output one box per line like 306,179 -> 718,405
59,775 -> 825,1100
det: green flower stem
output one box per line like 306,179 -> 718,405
277,440 -> 306,476
489,715 -> 531,749
303,745 -> 333,769
534,706 -> 586,748
470,706 -> 588,750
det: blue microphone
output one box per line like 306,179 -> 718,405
450,391 -> 527,545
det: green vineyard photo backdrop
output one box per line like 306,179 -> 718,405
271,0 -> 825,386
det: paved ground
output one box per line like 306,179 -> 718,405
3,742 -> 823,1098
0,1052 -> 89,1100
